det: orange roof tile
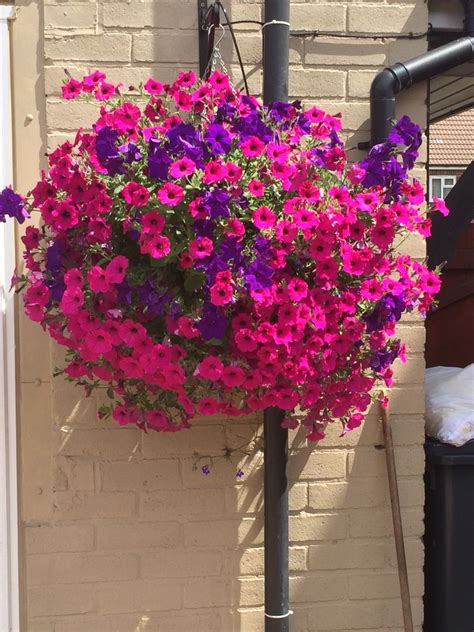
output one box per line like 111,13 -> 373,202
430,108 -> 474,166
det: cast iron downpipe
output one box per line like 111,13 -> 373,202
263,1 -> 290,630
371,0 -> 474,145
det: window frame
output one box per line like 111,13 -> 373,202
429,174 -> 457,201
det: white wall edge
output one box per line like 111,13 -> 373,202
0,5 -> 20,632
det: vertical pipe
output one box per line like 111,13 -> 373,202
263,3 -> 290,630
263,0 -> 290,103
263,408 -> 289,632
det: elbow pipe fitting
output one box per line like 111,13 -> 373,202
370,36 -> 474,146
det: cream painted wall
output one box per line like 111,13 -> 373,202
11,1 -> 428,631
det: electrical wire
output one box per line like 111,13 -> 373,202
289,29 -> 429,39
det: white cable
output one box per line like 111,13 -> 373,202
261,19 -> 290,30
264,610 -> 294,619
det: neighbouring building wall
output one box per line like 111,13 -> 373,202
12,1 -> 428,630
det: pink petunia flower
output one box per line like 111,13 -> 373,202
240,135 -> 265,157
141,210 -> 165,235
189,237 -> 213,259
144,78 -> 164,95
105,255 -> 129,284
121,181 -> 150,207
157,183 -> 184,207
210,282 -> 233,306
87,266 -> 111,293
198,356 -> 224,380
252,205 -> 276,229
197,396 -> 220,415
62,79 -> 82,100
169,157 -> 196,179
60,288 -> 84,316
221,365 -> 245,388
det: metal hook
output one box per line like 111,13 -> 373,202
208,23 -> 225,49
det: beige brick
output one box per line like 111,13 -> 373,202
347,446 -> 425,478
386,537 -> 424,569
241,578 -> 266,607
290,573 -> 346,603
44,4 -> 97,31
348,571 -> 424,599
53,491 -> 136,519
393,356 -> 426,385
290,69 -> 346,98
100,459 -> 181,491
27,552 -> 139,585
55,458 -> 95,491
350,507 -> 424,538
388,386 -> 425,415
304,600 -> 385,630
291,4 -> 346,31
51,386 -> 98,428
384,596 -> 424,628
143,424 -> 225,458
305,38 -> 387,67
45,34 -> 132,62
398,477 -> 425,507
133,31 -> 198,64
141,488 -> 225,519
289,450 -> 346,480
25,524 -> 94,554
184,578 -> 234,608
308,479 -> 386,510
185,518 -> 264,548
103,1 -> 198,29
56,428 -> 140,460
98,579 -> 182,614
28,584 -> 96,618
348,69 -> 378,99
348,5 -> 427,34
141,549 -> 222,579
233,546 -> 307,576
391,416 -> 425,445
290,514 -> 347,542
97,521 -> 182,550
225,482 -> 306,514
308,542 -> 386,570
388,37 -> 428,66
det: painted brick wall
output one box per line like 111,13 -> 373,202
12,1 -> 428,630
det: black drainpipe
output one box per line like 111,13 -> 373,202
370,0 -> 474,145
263,2 -> 290,631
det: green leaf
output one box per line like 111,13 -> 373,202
184,271 -> 205,293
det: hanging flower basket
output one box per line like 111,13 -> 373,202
0,69 -> 446,440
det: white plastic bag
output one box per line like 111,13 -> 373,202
425,364 -> 474,447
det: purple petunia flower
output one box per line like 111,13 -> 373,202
0,187 -> 29,224
148,139 -> 172,181
196,304 -> 227,340
205,123 -> 231,155
364,293 -> 406,333
95,127 -> 125,176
